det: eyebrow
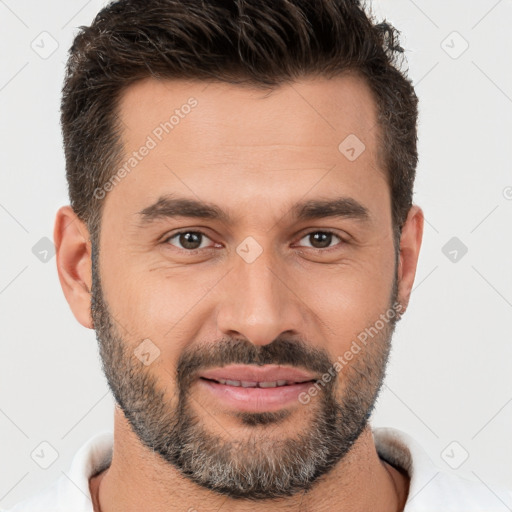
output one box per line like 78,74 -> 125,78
135,194 -> 371,226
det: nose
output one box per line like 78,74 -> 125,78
215,243 -> 306,347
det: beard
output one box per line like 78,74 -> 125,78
90,240 -> 400,500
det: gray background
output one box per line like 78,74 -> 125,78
1,0 -> 511,507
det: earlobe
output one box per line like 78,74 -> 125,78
53,205 -> 94,329
396,205 -> 424,314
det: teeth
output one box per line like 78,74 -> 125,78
241,381 -> 258,387
213,379 -> 300,388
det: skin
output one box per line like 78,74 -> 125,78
54,73 -> 423,511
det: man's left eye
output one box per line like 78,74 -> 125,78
296,231 -> 344,250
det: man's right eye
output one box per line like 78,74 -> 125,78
164,230 -> 216,251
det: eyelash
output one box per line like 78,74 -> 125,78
163,229 -> 346,253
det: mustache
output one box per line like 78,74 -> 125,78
175,336 -> 334,391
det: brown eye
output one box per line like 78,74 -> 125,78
298,231 -> 343,250
166,231 -> 211,250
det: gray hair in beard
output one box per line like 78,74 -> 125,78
90,240 -> 400,499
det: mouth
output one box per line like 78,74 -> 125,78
199,377 -> 315,388
196,364 -> 318,413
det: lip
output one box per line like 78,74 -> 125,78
197,364 -> 318,413
198,378 -> 315,412
199,364 -> 317,384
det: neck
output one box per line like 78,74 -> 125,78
89,408 -> 409,512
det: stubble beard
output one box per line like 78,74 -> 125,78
90,240 -> 400,499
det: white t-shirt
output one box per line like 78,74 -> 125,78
3,427 -> 511,511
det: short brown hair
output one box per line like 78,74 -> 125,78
61,0 -> 418,248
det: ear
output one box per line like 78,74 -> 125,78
397,204 -> 424,314
53,206 -> 94,329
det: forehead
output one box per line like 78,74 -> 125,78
107,74 -> 388,228
117,73 -> 380,154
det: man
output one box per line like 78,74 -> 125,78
4,0 -> 511,511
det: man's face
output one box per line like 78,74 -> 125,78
91,75 -> 400,498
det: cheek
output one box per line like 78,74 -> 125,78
100,257 -> 219,366
297,254 -> 396,352
104,272 -> 190,337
